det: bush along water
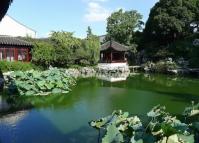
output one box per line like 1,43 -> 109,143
143,59 -> 178,74
6,67 -> 76,96
90,102 -> 199,143
0,61 -> 37,72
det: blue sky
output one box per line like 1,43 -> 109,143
7,0 -> 158,38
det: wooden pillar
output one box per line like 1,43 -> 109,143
124,52 -> 125,62
27,48 -> 30,62
14,48 -> 18,61
110,51 -> 112,63
4,48 -> 6,60
100,52 -> 103,62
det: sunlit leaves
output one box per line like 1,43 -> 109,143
9,67 -> 76,96
102,124 -> 124,143
106,9 -> 143,46
90,103 -> 198,143
183,102 -> 199,117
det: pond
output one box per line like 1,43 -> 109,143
0,74 -> 199,143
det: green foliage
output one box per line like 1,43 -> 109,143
189,45 -> 199,68
84,26 -> 100,65
106,9 -> 143,46
142,0 -> 199,63
144,0 -> 198,44
30,30 -> 100,67
50,31 -> 82,66
31,40 -> 55,67
153,60 -> 178,73
84,34 -> 100,65
90,103 -> 199,143
8,67 -> 76,96
0,61 -> 35,72
183,101 -> 199,117
87,26 -> 92,38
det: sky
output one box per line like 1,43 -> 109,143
7,0 -> 158,38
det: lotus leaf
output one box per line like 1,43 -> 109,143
8,68 -> 76,96
102,124 -> 124,143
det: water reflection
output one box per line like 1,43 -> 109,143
0,96 -> 10,112
96,72 -> 129,82
0,111 -> 28,125
0,74 -> 199,143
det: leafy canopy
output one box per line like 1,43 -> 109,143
144,0 -> 199,44
106,9 -> 143,46
50,31 -> 82,66
32,40 -> 55,67
30,29 -> 100,67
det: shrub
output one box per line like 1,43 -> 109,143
0,61 -> 35,72
154,60 -> 178,73
31,40 -> 55,68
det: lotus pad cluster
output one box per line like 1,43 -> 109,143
9,68 -> 76,96
90,104 -> 199,143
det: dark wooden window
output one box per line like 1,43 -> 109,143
6,48 -> 14,61
0,47 -> 30,62
17,48 -> 29,62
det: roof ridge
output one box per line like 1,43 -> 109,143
112,40 -> 129,48
101,40 -> 129,52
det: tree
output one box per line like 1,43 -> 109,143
84,35 -> 100,65
30,30 -> 100,67
86,26 -> 92,38
106,9 -> 143,46
84,27 -> 100,65
31,40 -> 55,67
144,0 -> 199,45
50,31 -> 82,66
0,0 -> 13,21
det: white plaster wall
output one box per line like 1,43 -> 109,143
0,15 -> 36,38
98,63 -> 128,69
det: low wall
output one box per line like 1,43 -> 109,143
3,65 -> 131,83
96,63 -> 130,82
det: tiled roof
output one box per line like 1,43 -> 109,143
101,41 -> 129,52
0,36 -> 32,47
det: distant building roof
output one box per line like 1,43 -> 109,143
98,35 -> 106,43
101,41 -> 129,52
0,36 -> 32,47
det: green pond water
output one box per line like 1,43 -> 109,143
0,74 -> 199,143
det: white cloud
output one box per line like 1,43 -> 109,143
84,2 -> 110,22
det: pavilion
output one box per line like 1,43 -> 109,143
98,40 -> 130,82
100,40 -> 129,64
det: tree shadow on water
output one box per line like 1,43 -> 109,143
156,90 -> 199,103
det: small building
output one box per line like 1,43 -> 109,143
100,40 -> 129,63
0,36 -> 32,62
98,41 -> 130,82
0,15 -> 36,38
